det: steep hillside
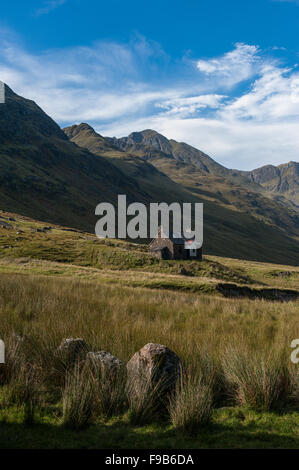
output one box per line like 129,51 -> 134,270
240,162 -> 299,209
64,124 -> 190,203
0,85 -> 149,231
65,124 -> 299,265
0,84 -> 298,264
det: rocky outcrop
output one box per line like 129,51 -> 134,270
242,161 -> 299,209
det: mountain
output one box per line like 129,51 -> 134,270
63,124 -> 189,203
65,125 -> 299,265
0,83 -> 298,264
106,129 -> 299,225
239,162 -> 299,210
108,130 -> 299,209
0,85 -> 150,231
107,129 -> 229,175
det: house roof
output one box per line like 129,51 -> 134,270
150,226 -> 201,248
168,232 -> 185,245
150,246 -> 169,252
150,226 -> 191,245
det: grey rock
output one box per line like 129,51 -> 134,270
87,350 -> 123,375
58,338 -> 88,362
127,343 -> 183,398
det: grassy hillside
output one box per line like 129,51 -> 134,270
1,210 -> 299,296
0,212 -> 298,449
0,83 -> 298,265
0,86 -> 151,231
65,124 -> 299,266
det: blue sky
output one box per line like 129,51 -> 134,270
1,0 -> 299,169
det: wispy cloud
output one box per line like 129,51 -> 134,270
196,43 -> 261,87
35,0 -> 67,17
0,31 -> 298,170
156,95 -> 225,118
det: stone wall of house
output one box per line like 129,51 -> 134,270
149,233 -> 203,261
150,236 -> 175,256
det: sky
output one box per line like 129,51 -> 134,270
1,0 -> 299,170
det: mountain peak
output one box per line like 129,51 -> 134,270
125,129 -> 173,155
63,123 -> 118,153
63,123 -> 100,140
0,83 -> 67,143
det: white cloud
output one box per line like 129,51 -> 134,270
156,94 -> 225,118
0,35 -> 166,121
196,43 -> 262,87
223,64 -> 299,122
0,33 -> 298,171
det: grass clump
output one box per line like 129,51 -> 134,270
7,361 -> 41,425
222,347 -> 293,412
88,358 -> 127,420
127,374 -> 168,426
62,364 -> 95,430
168,373 -> 213,435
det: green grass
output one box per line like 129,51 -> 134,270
0,405 -> 298,449
0,211 -> 298,449
1,209 -> 298,294
0,272 -> 297,448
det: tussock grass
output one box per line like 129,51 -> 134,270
169,373 -> 213,435
88,358 -> 127,420
127,375 -> 166,426
222,347 -> 293,411
7,359 -> 41,425
62,363 -> 95,430
0,273 -> 297,435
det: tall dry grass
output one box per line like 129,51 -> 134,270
88,357 -> 127,419
222,347 -> 293,411
0,273 -> 298,429
62,363 -> 95,430
169,373 -> 213,434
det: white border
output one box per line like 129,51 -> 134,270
0,80 -> 5,104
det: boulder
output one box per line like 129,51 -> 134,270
87,350 -> 123,375
58,338 -> 88,363
126,343 -> 183,398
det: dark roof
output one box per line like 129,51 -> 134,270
168,232 -> 185,245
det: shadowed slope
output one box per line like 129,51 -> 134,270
0,85 -> 149,231
64,124 -> 299,265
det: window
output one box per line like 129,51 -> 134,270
190,249 -> 197,257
